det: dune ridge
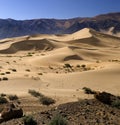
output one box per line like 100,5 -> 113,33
0,28 -> 119,106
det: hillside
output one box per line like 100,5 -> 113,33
0,12 -> 120,39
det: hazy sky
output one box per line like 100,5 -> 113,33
0,0 -> 120,20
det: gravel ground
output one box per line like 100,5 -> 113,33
1,99 -> 120,125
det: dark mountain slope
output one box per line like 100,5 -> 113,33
0,12 -> 120,39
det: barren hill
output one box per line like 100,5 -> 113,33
0,12 -> 120,39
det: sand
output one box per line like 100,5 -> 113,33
0,28 -> 120,105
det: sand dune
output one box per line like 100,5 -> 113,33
0,28 -> 120,105
30,46 -> 82,66
40,64 -> 120,95
0,39 -> 55,54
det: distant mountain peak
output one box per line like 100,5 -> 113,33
0,12 -> 120,39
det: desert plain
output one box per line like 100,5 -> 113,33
0,28 -> 120,113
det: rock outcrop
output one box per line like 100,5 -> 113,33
0,103 -> 23,122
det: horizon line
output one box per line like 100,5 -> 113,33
0,11 -> 119,21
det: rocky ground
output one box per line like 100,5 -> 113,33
0,99 -> 120,125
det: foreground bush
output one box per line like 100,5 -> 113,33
39,96 -> 55,106
111,100 -> 120,109
0,96 -> 8,104
94,91 -> 113,105
82,87 -> 96,94
49,114 -> 68,125
8,95 -> 18,100
23,115 -> 37,125
0,93 -> 6,97
28,89 -> 55,106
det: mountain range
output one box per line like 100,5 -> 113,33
0,12 -> 120,39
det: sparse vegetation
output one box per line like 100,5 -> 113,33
0,96 -> 8,104
38,73 -> 43,75
28,89 -> 44,97
6,55 -> 12,57
23,115 -> 37,125
49,114 -> 68,125
12,69 -> 17,72
27,53 -> 33,57
6,61 -> 10,64
81,64 -> 86,68
76,64 -> 80,68
0,73 -> 5,75
0,93 -> 6,97
111,100 -> 120,109
94,91 -> 120,108
28,89 -> 55,106
82,87 -> 96,94
64,63 -> 72,68
2,77 -> 8,80
25,69 -> 31,72
8,95 -> 18,100
96,60 -> 100,63
49,66 -> 53,69
39,96 -> 55,106
9,68 -> 17,72
5,71 -> 11,74
94,91 -> 112,105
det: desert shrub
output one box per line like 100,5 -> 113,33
0,93 -> 6,97
6,61 -> 10,64
28,52 -> 31,54
117,96 -> 120,99
38,73 -> 43,75
39,96 -> 55,106
0,73 -> 5,75
96,60 -> 100,63
8,95 -> 18,100
5,71 -> 11,74
25,69 -> 31,72
12,69 -> 17,72
64,64 -> 72,68
28,90 -> 44,98
27,54 -> 32,57
49,66 -> 53,69
76,64 -> 80,68
23,115 -> 37,125
49,114 -> 68,125
94,91 -> 112,105
28,52 -> 35,55
27,53 -> 33,57
111,100 -> 120,109
82,87 -> 96,94
6,55 -> 12,57
2,77 -> 8,80
81,64 -> 86,68
0,96 -> 8,104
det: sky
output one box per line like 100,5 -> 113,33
0,0 -> 120,20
